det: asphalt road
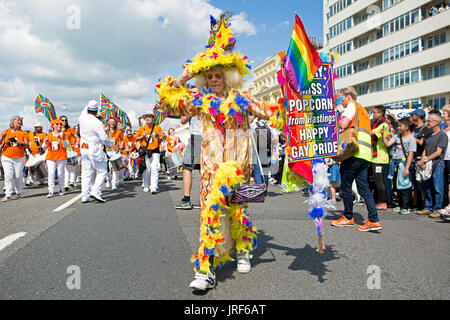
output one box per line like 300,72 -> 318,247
0,170 -> 449,300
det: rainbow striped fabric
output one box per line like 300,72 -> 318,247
284,14 -> 322,92
34,94 -> 57,123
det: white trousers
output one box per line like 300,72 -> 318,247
1,155 -> 25,197
65,163 -> 78,187
81,152 -> 108,200
47,160 -> 66,194
143,152 -> 160,190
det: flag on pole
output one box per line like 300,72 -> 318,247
34,94 -> 57,123
284,14 -> 322,92
153,100 -> 167,125
100,94 -> 131,129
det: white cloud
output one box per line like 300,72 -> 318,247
0,0 -> 256,130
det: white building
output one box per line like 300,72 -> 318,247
323,0 -> 450,109
248,54 -> 283,103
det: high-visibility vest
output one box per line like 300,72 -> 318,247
349,102 -> 372,162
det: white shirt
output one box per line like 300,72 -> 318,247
445,130 -> 450,160
342,102 -> 357,122
189,116 -> 200,136
79,106 -> 112,162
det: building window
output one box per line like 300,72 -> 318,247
382,8 -> 421,37
382,0 -> 403,11
329,0 -> 353,17
382,68 -> 420,90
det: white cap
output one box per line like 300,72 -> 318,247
87,100 -> 98,112
34,122 -> 42,127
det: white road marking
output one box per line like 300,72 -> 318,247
0,232 -> 27,252
53,193 -> 82,212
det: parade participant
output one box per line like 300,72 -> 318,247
0,116 -> 29,201
43,119 -> 69,197
66,124 -> 81,188
122,128 -> 138,179
79,100 -> 112,203
330,87 -> 382,231
156,12 -> 285,291
165,127 -> 180,180
174,86 -> 202,210
26,122 -> 47,185
136,111 -> 164,194
105,117 -> 124,190
59,115 -> 76,192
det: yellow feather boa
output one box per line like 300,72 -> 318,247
191,161 -> 258,274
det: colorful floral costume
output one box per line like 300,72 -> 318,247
156,13 -> 285,274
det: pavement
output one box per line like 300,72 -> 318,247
0,170 -> 449,300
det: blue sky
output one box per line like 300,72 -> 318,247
210,0 -> 324,65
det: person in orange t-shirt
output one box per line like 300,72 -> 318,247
122,128 -> 138,179
26,122 -> 47,185
28,122 -> 47,156
44,119 -> 69,197
136,111 -> 165,193
0,116 -> 29,201
105,117 -> 124,190
164,127 -> 180,179
65,124 -> 81,189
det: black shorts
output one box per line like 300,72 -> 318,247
182,135 -> 201,171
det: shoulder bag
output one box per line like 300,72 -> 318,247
334,103 -> 360,162
231,131 -> 266,203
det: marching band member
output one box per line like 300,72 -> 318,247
165,127 -> 180,179
43,119 -> 69,197
105,117 -> 124,190
0,116 -> 29,201
79,100 -> 112,203
60,115 -> 76,191
122,128 -> 138,179
66,124 -> 81,188
136,111 -> 164,194
26,122 -> 47,185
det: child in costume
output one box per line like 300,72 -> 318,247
156,12 -> 285,291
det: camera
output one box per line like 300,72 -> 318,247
8,137 -> 18,147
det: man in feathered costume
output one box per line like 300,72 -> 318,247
156,12 -> 285,291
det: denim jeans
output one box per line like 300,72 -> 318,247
340,157 -> 379,222
425,160 -> 445,210
253,164 -> 269,195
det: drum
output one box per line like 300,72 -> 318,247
165,150 -> 183,169
26,154 -> 48,180
66,151 -> 78,166
109,153 -> 125,171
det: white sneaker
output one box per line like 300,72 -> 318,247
105,181 -> 111,188
143,187 -> 150,193
237,253 -> 251,273
151,189 -> 157,194
59,191 -> 64,196
189,271 -> 216,291
46,193 -> 53,198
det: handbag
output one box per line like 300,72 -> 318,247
231,132 -> 266,203
138,125 -> 155,157
334,103 -> 361,162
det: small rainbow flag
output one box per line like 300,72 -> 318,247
34,94 -> 57,123
284,14 -> 322,92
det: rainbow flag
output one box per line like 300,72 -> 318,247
34,94 -> 57,123
100,93 -> 131,129
284,14 -> 322,92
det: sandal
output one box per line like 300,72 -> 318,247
1,196 -> 10,202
